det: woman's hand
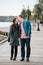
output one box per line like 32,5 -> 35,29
18,38 -> 20,41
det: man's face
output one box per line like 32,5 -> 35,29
17,16 -> 21,23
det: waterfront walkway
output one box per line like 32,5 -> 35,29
0,31 -> 43,65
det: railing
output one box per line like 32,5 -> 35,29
0,31 -> 8,36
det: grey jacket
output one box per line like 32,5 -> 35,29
8,24 -> 19,46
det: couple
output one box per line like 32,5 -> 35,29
8,15 -> 31,62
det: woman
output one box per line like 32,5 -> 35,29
8,18 -> 19,61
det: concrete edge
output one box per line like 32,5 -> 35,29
0,38 -> 8,44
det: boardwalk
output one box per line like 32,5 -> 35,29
0,31 -> 43,65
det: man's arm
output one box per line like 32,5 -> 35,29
27,21 -> 31,36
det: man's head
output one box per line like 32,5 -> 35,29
17,15 -> 24,23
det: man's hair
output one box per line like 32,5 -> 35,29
19,15 -> 23,18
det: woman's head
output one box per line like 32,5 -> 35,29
13,18 -> 16,24
12,18 -> 18,25
12,18 -> 18,31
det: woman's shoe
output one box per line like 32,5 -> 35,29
10,57 -> 13,60
20,58 -> 24,61
13,58 -> 16,61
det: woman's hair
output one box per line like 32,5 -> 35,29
12,18 -> 16,23
12,18 -> 18,32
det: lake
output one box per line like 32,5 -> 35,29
0,22 -> 12,27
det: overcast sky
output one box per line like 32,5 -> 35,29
0,0 -> 38,16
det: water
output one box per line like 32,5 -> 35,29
0,22 -> 43,31
0,22 -> 12,27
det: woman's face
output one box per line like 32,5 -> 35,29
14,19 -> 18,25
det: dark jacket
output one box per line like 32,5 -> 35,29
18,19 -> 31,38
8,24 -> 19,46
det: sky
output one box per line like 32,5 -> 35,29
0,0 -> 38,16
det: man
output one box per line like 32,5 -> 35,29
17,15 -> 31,62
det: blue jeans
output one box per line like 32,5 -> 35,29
20,38 -> 31,58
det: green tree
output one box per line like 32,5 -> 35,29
26,6 -> 31,20
21,5 -> 31,19
34,4 -> 42,20
21,6 -> 26,19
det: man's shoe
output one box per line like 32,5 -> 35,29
26,58 -> 29,62
20,58 -> 24,61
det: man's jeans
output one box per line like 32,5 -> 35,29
20,38 -> 31,59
